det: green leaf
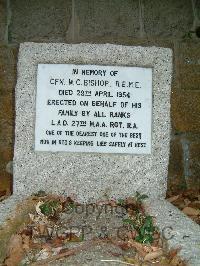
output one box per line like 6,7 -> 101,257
40,203 -> 53,215
135,235 -> 143,243
139,194 -> 148,200
123,218 -> 136,228
143,216 -> 153,229
135,191 -> 148,202
135,233 -> 153,244
135,191 -> 140,198
39,200 -> 60,216
117,198 -> 125,206
142,234 -> 153,244
80,233 -> 84,241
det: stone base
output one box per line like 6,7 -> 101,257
0,195 -> 199,265
146,199 -> 200,266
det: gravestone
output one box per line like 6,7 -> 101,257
13,43 -> 171,201
0,43 -> 200,265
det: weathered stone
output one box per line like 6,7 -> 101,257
0,171 -> 11,194
167,136 -> 185,192
0,95 -> 15,148
0,144 -> 12,196
116,38 -> 174,49
66,36 -> 174,48
0,0 -> 6,42
146,199 -> 200,266
143,0 -> 193,38
171,90 -> 200,133
188,138 -> 200,188
0,146 -> 13,170
0,46 -> 17,96
179,41 -> 200,90
0,144 -> 13,177
0,96 -> 14,121
9,0 -> 72,43
79,38 -> 177,92
0,46 -> 16,196
0,119 -> 14,145
6,161 -> 13,175
195,0 -> 200,20
74,0 -> 140,41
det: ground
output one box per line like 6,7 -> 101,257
0,193 -> 187,266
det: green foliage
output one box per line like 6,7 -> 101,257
135,216 -> 155,244
117,198 -> 125,206
80,233 -> 85,241
135,191 -> 148,203
123,208 -> 155,244
39,200 -> 60,216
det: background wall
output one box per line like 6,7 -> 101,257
0,0 -> 199,196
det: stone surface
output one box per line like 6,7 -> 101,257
0,46 -> 16,196
0,195 -> 124,263
49,243 -> 125,266
171,90 -> 200,133
143,0 -> 193,38
0,45 -> 17,96
0,143 -> 13,194
195,0 -> 200,20
0,171 -> 11,195
0,119 -> 13,145
0,0 -> 6,42
179,41 -> 200,90
14,43 -> 172,201
0,96 -> 14,121
74,0 -> 140,41
167,136 -> 185,192
0,196 -> 200,265
188,137 -> 200,188
0,116 -> 14,194
6,161 -> 13,175
146,199 -> 200,266
9,0 -> 72,44
0,118 -> 13,191
122,38 -> 174,49
0,146 -> 13,171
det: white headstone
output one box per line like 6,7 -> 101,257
14,43 -> 172,201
